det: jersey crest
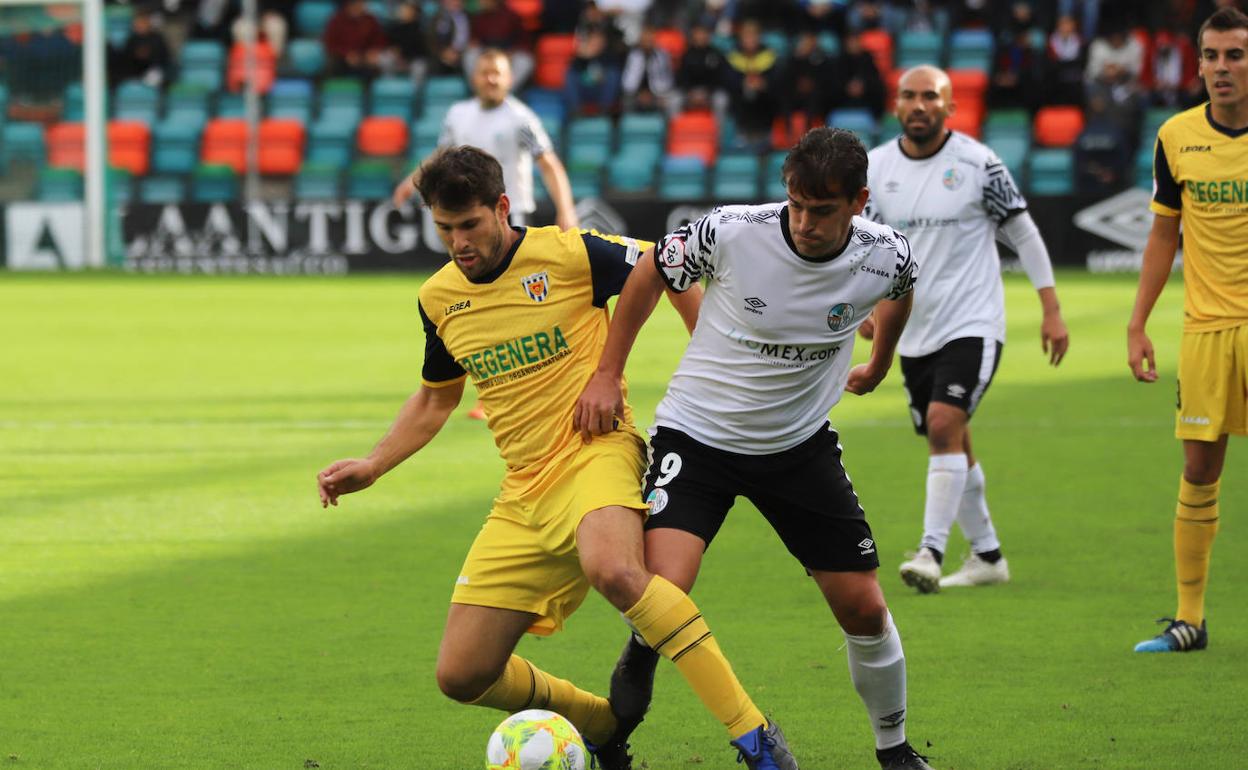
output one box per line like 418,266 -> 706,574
521,271 -> 550,302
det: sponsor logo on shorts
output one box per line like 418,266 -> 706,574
827,303 -> 855,332
1181,416 -> 1211,425
456,575 -> 469,585
645,488 -> 669,515
946,383 -> 967,399
858,538 -> 876,555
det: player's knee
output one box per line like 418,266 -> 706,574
585,560 -> 649,610
837,594 -> 889,636
435,661 -> 496,703
925,414 -> 963,452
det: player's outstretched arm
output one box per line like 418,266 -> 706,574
574,247 -> 668,441
1127,213 -> 1181,383
317,380 -> 465,507
847,293 -> 912,395
536,152 -> 579,230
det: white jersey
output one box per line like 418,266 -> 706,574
439,95 -> 553,215
653,204 -> 917,454
866,131 -> 1027,358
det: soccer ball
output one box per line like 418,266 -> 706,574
485,709 -> 588,770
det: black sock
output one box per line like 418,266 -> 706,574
976,548 -> 1002,564
928,547 -> 944,565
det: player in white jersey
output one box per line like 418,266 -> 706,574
865,66 -> 1070,593
575,128 -> 935,770
392,49 -> 579,230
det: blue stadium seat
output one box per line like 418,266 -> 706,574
295,163 -> 342,200
1135,146 -> 1154,190
540,115 -> 563,154
109,168 -> 134,206
659,155 -> 707,201
309,119 -> 358,166
523,88 -> 566,124
295,0 -> 337,37
827,108 -> 879,147
421,76 -> 469,118
607,149 -> 658,193
2,122 -> 46,168
760,30 -> 790,59
347,160 -> 394,199
817,31 -> 841,56
897,30 -> 944,68
166,83 -> 211,124
991,135 -> 1029,181
1027,148 -> 1073,195
712,153 -> 760,200
181,40 -> 225,91
370,76 -> 417,119
269,78 -> 314,122
410,115 -> 444,161
139,175 -> 187,204
285,38 -> 326,78
949,28 -> 993,71
152,120 -> 203,174
114,80 -> 161,123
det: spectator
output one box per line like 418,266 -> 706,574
540,0 -> 582,34
465,0 -> 533,88
595,0 -> 653,45
1074,92 -> 1131,194
1084,23 -> 1145,124
428,0 -> 471,75
387,1 -> 430,84
1151,28 -> 1203,107
323,0 -> 390,78
797,0 -> 847,35
830,30 -> 885,118
231,3 -> 289,59
112,8 -> 171,87
621,24 -> 676,112
676,19 -> 729,113
990,7 -> 1042,109
782,30 -> 833,124
1044,13 -> 1085,106
725,18 -> 779,151
563,3 -> 625,115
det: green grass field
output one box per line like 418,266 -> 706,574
1,270 -> 1242,770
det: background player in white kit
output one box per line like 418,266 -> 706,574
864,66 -> 1070,593
392,48 -> 579,230
575,128 -> 935,770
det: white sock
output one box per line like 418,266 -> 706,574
919,453 -> 969,555
844,611 -> 907,751
957,462 -> 1001,554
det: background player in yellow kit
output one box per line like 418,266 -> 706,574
1128,7 -> 1248,653
316,146 -> 798,768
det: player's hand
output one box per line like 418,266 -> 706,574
846,363 -> 887,395
1127,327 -> 1158,382
573,370 -> 623,443
317,458 -> 379,508
556,210 -> 580,232
857,315 -> 875,341
391,176 -> 415,209
1041,311 -> 1069,366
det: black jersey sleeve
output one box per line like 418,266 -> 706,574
1152,139 -> 1182,211
584,231 -> 646,306
419,301 -> 467,384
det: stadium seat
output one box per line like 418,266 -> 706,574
619,112 -> 665,148
201,118 -> 250,173
47,122 -> 85,171
108,120 -> 151,176
308,119 -> 357,166
568,116 -> 613,150
38,167 -> 83,201
540,115 -> 563,154
268,78 -> 314,122
165,83 -> 211,124
320,78 -> 365,124
761,29 -> 791,59
659,155 -> 707,200
948,69 -> 989,102
817,31 -> 841,56
896,30 -> 943,69
258,118 -> 305,175
667,110 -> 718,165
295,0 -> 336,37
654,28 -> 687,63
764,151 -> 787,199
63,82 -> 84,122
294,162 -> 342,200
607,150 -> 658,193
152,120 -> 202,174
507,0 -> 543,32
712,152 -> 760,200
109,167 -> 134,206
421,75 -> 469,118
357,116 -> 409,157
370,76 -> 417,119
1033,106 -> 1085,147
991,135 -> 1029,180
523,87 -> 566,124
346,160 -> 394,199
214,92 -> 245,119
181,40 -> 225,91
192,164 -> 239,202
1027,148 -> 1074,195
138,175 -> 187,204
858,29 -> 894,75
949,28 -> 993,71
1135,145 -> 1155,190
227,41 -> 277,94
410,115 -> 444,161
827,108 -> 878,146
114,80 -> 161,123
284,38 -> 326,78
534,34 -> 576,89
946,103 -> 983,138
105,4 -> 132,48
984,109 -> 1032,144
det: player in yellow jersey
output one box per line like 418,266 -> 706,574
1128,7 -> 1248,653
316,146 -> 799,769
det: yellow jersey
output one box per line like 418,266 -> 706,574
1151,103 -> 1248,331
418,225 -> 650,479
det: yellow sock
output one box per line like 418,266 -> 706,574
624,575 -> 765,739
469,655 -> 617,745
1175,477 -> 1220,626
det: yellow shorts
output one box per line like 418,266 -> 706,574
451,429 -> 647,636
1176,324 -> 1248,441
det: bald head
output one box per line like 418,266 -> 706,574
895,65 -> 954,148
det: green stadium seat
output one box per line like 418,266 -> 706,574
1135,146 -> 1155,190
138,175 -> 187,203
540,115 -> 563,154
619,113 -> 665,147
295,0 -> 336,36
192,164 -> 239,202
817,31 -> 841,56
346,160 -> 394,199
897,30 -> 944,68
568,115 -> 613,147
166,83 -> 211,124
321,78 -> 365,124
38,167 -> 83,201
105,4 -> 133,48
285,38 -> 326,78
295,162 -> 342,200
410,115 -> 443,162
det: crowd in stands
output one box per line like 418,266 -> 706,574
2,0 -> 1247,203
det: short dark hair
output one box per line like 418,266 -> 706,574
781,127 -> 868,201
1198,7 -> 1248,49
416,145 -> 505,211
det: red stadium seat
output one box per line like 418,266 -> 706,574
948,68 -> 989,101
667,109 -> 718,164
858,29 -> 894,76
258,118 -> 305,175
1033,105 -> 1085,147
48,122 -> 86,170
107,120 -> 151,175
506,0 -> 542,32
654,28 -> 687,64
227,40 -> 277,94
201,118 -> 250,173
946,104 -> 983,138
357,116 -> 409,157
534,34 -> 576,89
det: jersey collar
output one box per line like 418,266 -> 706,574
1204,103 -> 1248,138
780,206 -> 854,263
467,226 -> 527,284
896,130 -> 953,160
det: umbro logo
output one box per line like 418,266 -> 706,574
858,538 -> 876,555
885,181 -> 900,193
744,297 -> 766,315
946,383 -> 967,399
879,709 -> 906,729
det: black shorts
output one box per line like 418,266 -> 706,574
641,424 -> 879,572
899,337 -> 1003,435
